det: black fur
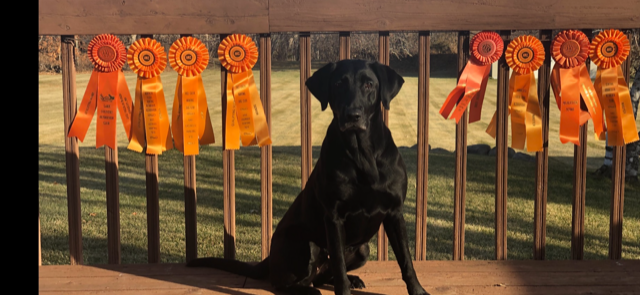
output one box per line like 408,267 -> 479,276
188,60 -> 429,295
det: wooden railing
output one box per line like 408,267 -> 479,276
38,0 -> 638,266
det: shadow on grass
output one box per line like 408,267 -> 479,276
39,143 -> 639,264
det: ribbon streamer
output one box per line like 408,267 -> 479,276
440,31 -> 503,124
589,29 -> 639,146
168,36 -> 215,156
68,34 -> 133,149
486,35 -> 545,152
126,37 -> 173,154
550,30 -> 605,146
218,34 -> 271,150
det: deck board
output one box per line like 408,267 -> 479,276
39,260 -> 640,295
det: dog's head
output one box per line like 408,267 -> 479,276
305,60 -> 404,132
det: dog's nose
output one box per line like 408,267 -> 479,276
346,110 -> 362,122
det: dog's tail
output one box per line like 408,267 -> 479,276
187,256 -> 270,280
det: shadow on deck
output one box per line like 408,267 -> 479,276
39,260 -> 640,294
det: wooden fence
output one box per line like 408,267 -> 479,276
38,0 -> 639,266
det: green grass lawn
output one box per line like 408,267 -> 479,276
39,63 -> 639,265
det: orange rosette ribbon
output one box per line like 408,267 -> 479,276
126,38 -> 173,155
486,35 -> 545,152
68,34 -> 133,149
218,34 -> 271,150
168,37 -> 215,156
440,31 -> 503,124
589,29 -> 638,146
550,30 -> 604,146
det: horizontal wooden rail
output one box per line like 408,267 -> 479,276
39,0 -> 640,35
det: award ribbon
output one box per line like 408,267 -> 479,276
218,34 -> 271,150
440,31 -> 503,124
486,35 -> 545,152
589,29 -> 639,146
550,30 -> 604,146
168,37 -> 215,156
68,34 -> 133,149
126,37 -> 173,155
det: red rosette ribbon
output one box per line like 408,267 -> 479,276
67,34 -> 133,150
440,31 -> 503,124
550,30 -> 605,146
589,29 -> 638,146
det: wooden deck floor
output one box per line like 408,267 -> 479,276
39,260 -> 640,295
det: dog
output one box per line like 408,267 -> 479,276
188,59 -> 428,295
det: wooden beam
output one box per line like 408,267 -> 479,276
495,30 -> 511,261
39,0 -> 269,35
300,32 -> 312,190
268,0 -> 640,32
221,34 -> 236,260
377,31 -> 389,262
61,34 -> 83,265
260,33 -> 273,260
453,31 -> 469,261
534,30 -> 552,261
415,31 -> 430,261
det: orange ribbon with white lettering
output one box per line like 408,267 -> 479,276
127,37 -> 173,155
168,37 -> 215,156
68,34 -> 133,149
218,34 -> 271,150
486,35 -> 544,152
440,31 -> 503,124
550,30 -> 605,146
589,29 -> 639,146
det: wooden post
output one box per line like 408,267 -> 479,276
339,32 -> 350,60
534,30 -> 552,260
138,34 -> 161,264
38,213 -> 42,266
178,34 -> 198,264
105,141 -> 121,264
221,34 -> 236,260
495,30 -> 511,261
415,31 -> 430,261
300,32 -> 312,189
260,33 -> 273,260
377,31 -> 390,261
609,29 -> 631,260
61,34 -> 83,265
453,31 -> 469,261
570,29 -> 593,260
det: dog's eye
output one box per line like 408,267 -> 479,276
364,81 -> 373,90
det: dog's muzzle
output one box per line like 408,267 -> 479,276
339,108 -> 366,131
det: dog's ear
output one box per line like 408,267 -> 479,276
369,62 -> 404,110
305,62 -> 337,111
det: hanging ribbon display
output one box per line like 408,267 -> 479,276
486,35 -> 545,152
589,29 -> 639,146
168,36 -> 215,156
218,34 -> 271,150
126,37 -> 173,155
440,31 -> 503,124
550,30 -> 605,146
68,34 -> 133,149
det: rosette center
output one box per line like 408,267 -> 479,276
561,40 -> 580,58
601,41 -> 618,58
98,46 -> 117,62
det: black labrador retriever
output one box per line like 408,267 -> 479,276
188,59 -> 428,295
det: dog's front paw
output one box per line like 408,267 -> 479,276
347,275 -> 365,289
